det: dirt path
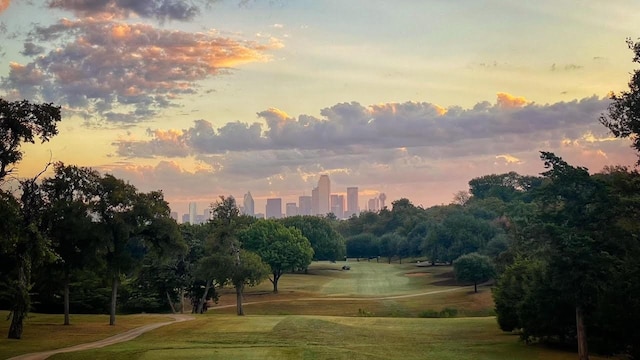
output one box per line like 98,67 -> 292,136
8,314 -> 194,360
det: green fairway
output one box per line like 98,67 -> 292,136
47,315 -> 611,360
1,262 -> 610,359
318,261 -> 454,296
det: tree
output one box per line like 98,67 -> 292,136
240,219 -> 313,293
230,250 -> 270,315
279,216 -> 345,261
0,99 -> 60,339
346,233 -> 378,259
199,196 -> 265,315
0,99 -> 60,181
5,175 -> 55,339
453,253 -> 495,293
94,174 -> 180,325
41,163 -> 100,325
600,38 -> 640,162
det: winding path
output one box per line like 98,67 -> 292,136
8,314 -> 194,360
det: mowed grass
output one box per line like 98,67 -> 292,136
47,315 -> 612,360
0,312 -> 172,359
212,261 -> 490,317
2,262 -> 607,359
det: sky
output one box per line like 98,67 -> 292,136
1,0 -> 640,218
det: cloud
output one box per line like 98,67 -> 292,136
20,42 -> 45,56
102,93 -> 640,212
496,92 -> 527,108
1,18 -> 282,123
47,0 -> 202,21
0,0 -> 10,14
551,63 -> 584,72
113,94 -> 615,172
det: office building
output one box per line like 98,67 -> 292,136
311,187 -> 319,215
368,197 -> 379,212
243,191 -> 254,216
266,198 -> 282,219
286,202 -> 298,217
189,202 -> 197,224
299,195 -> 312,216
346,187 -> 359,218
182,213 -> 190,224
318,175 -> 330,215
330,194 -> 344,219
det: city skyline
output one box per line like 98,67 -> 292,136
176,175 -> 374,222
1,2 -> 639,215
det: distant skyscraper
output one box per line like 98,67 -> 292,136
330,194 -> 344,219
266,198 -> 282,219
311,187 -> 319,215
368,198 -> 379,212
286,202 -> 298,217
379,193 -> 387,210
189,202 -> 197,224
182,213 -> 190,224
346,187 -> 359,218
318,175 -> 330,215
170,211 -> 178,222
299,195 -> 312,216
243,191 -> 255,216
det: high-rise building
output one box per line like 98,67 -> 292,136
182,213 -> 190,224
346,187 -> 359,218
266,198 -> 282,219
286,203 -> 298,217
170,211 -> 178,222
189,202 -> 197,224
330,194 -> 344,219
379,193 -> 387,210
243,191 -> 254,216
318,175 -> 330,215
311,187 -> 319,215
299,195 -> 312,216
368,198 -> 379,212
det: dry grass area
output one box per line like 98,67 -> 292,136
0,312 -> 171,359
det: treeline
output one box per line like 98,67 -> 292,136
0,98 -> 347,339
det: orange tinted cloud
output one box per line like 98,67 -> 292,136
7,18 -> 282,122
496,92 -> 527,108
0,0 -> 10,14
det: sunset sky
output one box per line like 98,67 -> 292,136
1,0 -> 639,217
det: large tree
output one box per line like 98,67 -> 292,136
0,99 -> 60,181
94,174 -> 181,325
240,219 -> 313,293
41,163 -> 100,325
453,252 -> 495,293
0,99 -> 61,339
279,215 -> 345,261
600,38 -> 640,162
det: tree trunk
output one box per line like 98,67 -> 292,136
474,282 -> 478,293
271,272 -> 281,293
236,283 -> 244,316
166,292 -> 177,314
8,261 -> 28,339
180,289 -> 184,314
109,275 -> 118,326
63,273 -> 70,325
197,279 -> 212,314
576,305 -> 589,360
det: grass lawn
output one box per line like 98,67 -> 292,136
47,315 -> 612,360
0,312 -> 172,359
1,262 -> 611,359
